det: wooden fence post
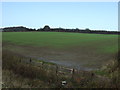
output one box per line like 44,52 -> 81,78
56,65 -> 58,82
41,62 -> 44,69
71,68 -> 75,80
19,58 -> 21,63
29,58 -> 32,63
91,72 -> 94,80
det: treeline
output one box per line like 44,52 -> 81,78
2,26 -> 36,32
2,25 -> 120,35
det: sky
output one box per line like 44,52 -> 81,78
2,2 -> 118,31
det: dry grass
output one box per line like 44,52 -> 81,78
2,50 -> 120,88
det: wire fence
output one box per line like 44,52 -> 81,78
19,57 -> 77,78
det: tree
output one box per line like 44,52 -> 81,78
43,25 -> 50,31
85,28 -> 90,31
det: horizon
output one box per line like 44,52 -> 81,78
2,25 -> 120,32
2,2 -> 118,31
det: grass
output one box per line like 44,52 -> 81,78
2,32 -> 119,70
2,50 -> 92,88
2,32 -> 120,88
2,49 -> 120,88
34,59 -> 56,65
3,32 -> 118,54
94,70 -> 109,76
2,50 -> 59,87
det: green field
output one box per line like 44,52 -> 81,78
3,32 -> 118,53
2,32 -> 119,70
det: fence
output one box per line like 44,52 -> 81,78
18,57 -> 77,79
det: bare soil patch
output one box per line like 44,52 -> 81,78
3,42 -> 115,71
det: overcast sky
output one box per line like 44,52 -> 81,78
2,2 -> 118,31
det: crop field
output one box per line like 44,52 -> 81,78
2,32 -> 119,70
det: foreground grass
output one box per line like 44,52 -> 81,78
3,32 -> 118,54
2,50 -> 120,88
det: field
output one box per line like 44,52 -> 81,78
2,32 -> 120,88
2,32 -> 119,70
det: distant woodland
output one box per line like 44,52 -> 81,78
2,25 -> 120,34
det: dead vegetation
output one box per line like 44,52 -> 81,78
2,50 -> 120,88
